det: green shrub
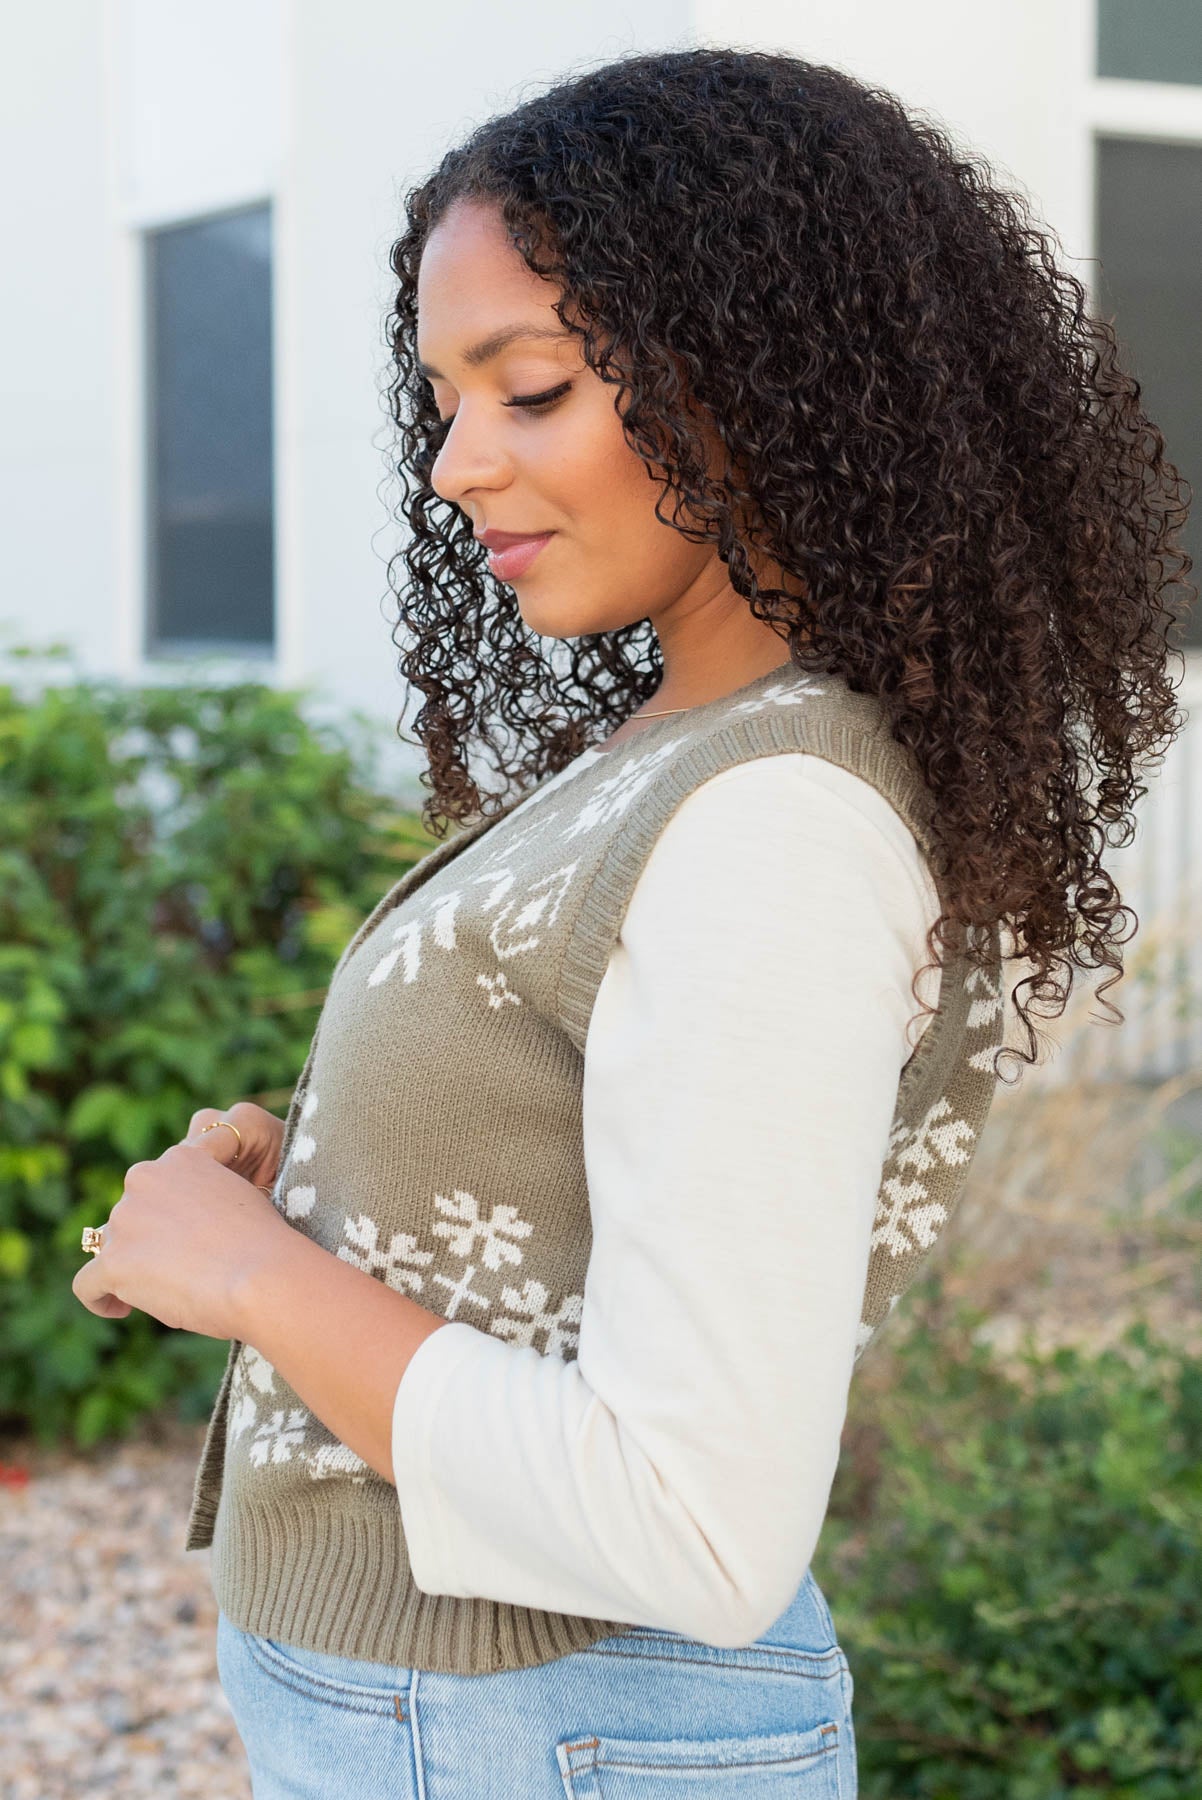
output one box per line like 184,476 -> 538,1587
814,1287 -> 1202,1798
0,645 -> 439,1448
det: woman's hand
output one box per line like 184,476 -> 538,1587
70,1103 -> 293,1339
182,1100 -> 287,1194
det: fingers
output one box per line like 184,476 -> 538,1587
183,1109 -> 244,1165
179,1100 -> 285,1190
71,1223 -> 132,1319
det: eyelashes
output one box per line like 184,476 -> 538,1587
503,381 -> 572,412
433,381 -> 572,429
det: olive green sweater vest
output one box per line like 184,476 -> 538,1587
185,663 -> 1005,1673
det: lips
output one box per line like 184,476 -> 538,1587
476,529 -> 549,550
477,530 -> 555,582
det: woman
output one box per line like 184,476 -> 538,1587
73,46 -> 1189,1799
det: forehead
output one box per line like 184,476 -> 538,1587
417,200 -> 561,353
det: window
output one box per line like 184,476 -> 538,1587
1098,0 -> 1202,87
145,203 -> 274,655
1094,137 -> 1202,646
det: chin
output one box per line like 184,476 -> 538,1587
515,590 -> 625,641
513,593 -> 574,638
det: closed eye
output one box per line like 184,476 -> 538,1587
503,382 -> 572,411
432,381 -> 572,428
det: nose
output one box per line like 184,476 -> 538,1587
429,403 -> 509,507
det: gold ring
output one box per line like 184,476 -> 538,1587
199,1119 -> 242,1161
81,1226 -> 105,1256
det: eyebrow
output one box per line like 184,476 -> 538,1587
416,323 -> 572,381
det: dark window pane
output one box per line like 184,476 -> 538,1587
146,204 -> 274,651
1095,137 -> 1202,646
1098,0 -> 1202,85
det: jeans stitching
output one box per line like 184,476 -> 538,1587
410,1667 -> 428,1800
590,1726 -> 840,1772
574,1639 -> 846,1678
243,1632 -> 409,1717
837,1657 -> 857,1799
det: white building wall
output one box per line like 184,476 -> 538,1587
1,0 -> 1197,1074
1,1 -> 118,673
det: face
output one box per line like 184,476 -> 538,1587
416,198 -> 771,645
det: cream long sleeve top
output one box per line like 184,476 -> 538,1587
390,749 -> 943,1647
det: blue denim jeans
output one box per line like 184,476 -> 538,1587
216,1565 -> 857,1797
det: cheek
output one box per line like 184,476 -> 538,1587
516,390 -> 713,633
548,399 -> 675,547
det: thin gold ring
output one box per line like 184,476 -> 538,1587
199,1119 -> 242,1161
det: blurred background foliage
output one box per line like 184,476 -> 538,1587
0,644 -> 438,1446
814,1283 -> 1201,1798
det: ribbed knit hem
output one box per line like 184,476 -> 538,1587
208,1481 -> 637,1675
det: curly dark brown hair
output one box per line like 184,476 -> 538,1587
379,45 -> 1194,1080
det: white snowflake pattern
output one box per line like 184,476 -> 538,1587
727,676 -> 827,715
228,1392 -> 258,1444
475,803 -> 571,874
521,748 -> 609,807
365,856 -> 578,994
429,1263 -> 492,1321
562,737 -> 687,838
870,1097 -> 979,1259
414,1187 -> 538,1322
226,1176 -> 374,1487
242,1343 -> 277,1394
430,1187 -> 533,1270
487,863 -> 579,960
282,1088 -> 319,1219
248,1406 -> 309,1467
307,1441 -> 370,1484
291,1086 -> 318,1161
489,1279 -> 584,1357
477,969 -> 521,1008
336,1215 -> 435,1295
367,886 -> 468,988
966,958 -> 1005,1040
227,1344 -> 280,1443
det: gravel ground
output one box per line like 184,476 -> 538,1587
1,1417 -> 250,1800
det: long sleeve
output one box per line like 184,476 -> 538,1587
390,751 -> 942,1647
